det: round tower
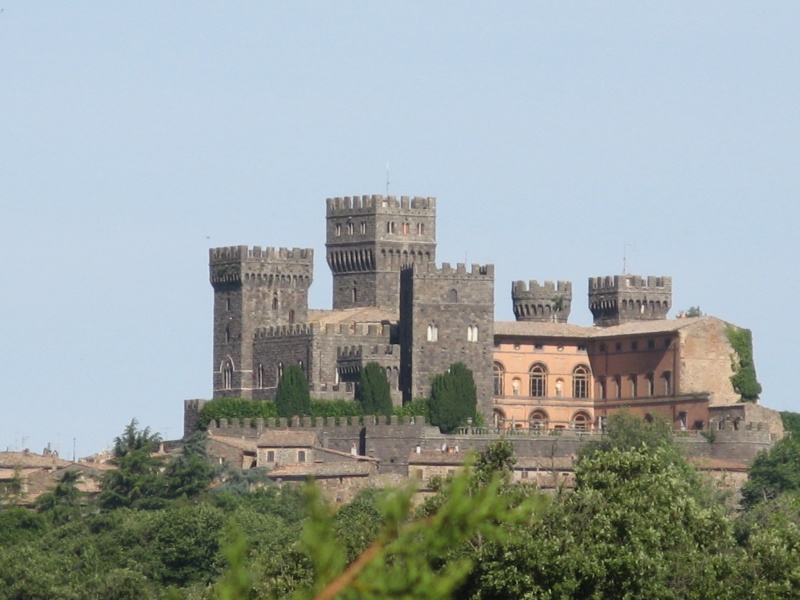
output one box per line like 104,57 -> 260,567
588,275 -> 672,327
325,195 -> 436,312
511,280 -> 572,323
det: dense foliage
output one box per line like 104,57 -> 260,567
275,364 -> 312,418
353,362 -> 393,417
199,398 -> 430,428
4,417 -> 800,599
429,363 -> 478,433
726,325 -> 762,402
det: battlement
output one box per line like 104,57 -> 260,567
512,280 -> 572,294
589,274 -> 672,326
210,246 -> 314,285
326,195 -> 436,214
337,344 -> 400,359
323,323 -> 392,338
512,280 -> 573,323
210,245 -> 314,264
208,414 -> 427,434
408,262 -> 494,278
254,324 -> 315,339
589,275 -> 672,291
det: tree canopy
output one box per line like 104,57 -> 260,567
354,362 -> 393,417
429,363 -> 478,433
275,364 -> 312,418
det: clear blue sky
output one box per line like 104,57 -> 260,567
2,3 -> 798,458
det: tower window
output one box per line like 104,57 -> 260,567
266,450 -> 275,462
614,375 -> 622,398
223,362 -> 233,390
278,362 -> 283,381
467,325 -> 478,342
256,364 -> 264,389
289,309 -> 295,324
347,222 -> 354,235
225,297 -> 231,311
387,222 -> 396,234
360,222 -> 366,234
335,224 -> 341,236
426,324 -> 438,342
402,222 -> 410,235
417,223 -> 424,235
272,296 -> 279,310
224,326 -> 230,343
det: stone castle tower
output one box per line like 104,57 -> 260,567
512,280 -> 572,323
588,275 -> 671,327
326,195 -> 436,312
210,245 -> 313,398
399,262 -> 495,416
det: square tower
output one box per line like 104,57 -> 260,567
399,262 -> 495,419
210,245 -> 313,398
326,195 -> 436,312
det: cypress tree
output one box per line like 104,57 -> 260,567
355,362 -> 393,417
429,362 -> 477,433
275,364 -> 311,418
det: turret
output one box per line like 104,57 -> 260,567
588,275 -> 671,327
512,280 -> 572,323
325,195 -> 436,312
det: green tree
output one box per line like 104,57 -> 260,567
354,362 -> 393,417
163,432 -> 215,499
36,469 -> 82,524
98,419 -> 165,510
429,363 -> 478,434
275,364 -> 311,418
685,306 -> 704,317
741,436 -> 800,508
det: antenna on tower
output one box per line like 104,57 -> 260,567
386,161 -> 390,195
622,242 -> 636,274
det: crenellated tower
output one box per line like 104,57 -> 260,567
326,195 -> 436,312
210,245 -> 313,398
512,280 -> 572,323
588,274 -> 671,327
399,262 -> 495,419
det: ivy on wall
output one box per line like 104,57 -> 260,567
726,326 -> 762,403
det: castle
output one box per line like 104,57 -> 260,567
182,192 -> 783,501
205,193 -> 764,435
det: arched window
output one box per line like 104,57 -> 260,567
224,325 -> 230,343
493,362 -> 505,396
646,372 -> 654,396
573,365 -> 590,399
417,223 -> 424,235
272,296 -> 279,310
402,222 -> 410,235
426,324 -> 438,342
529,364 -> 547,398
223,361 -> 233,390
288,309 -> 295,324
448,289 -> 458,302
467,325 -> 478,342
529,410 -> 549,431
629,374 -> 638,397
335,223 -> 342,236
352,284 -> 358,303
493,408 -> 506,429
572,412 -> 591,431
662,371 -> 672,395
347,222 -> 354,235
360,222 -> 366,234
